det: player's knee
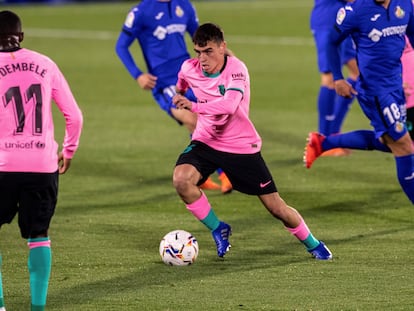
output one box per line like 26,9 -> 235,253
173,169 -> 193,192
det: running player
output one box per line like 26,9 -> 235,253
173,23 -> 332,260
304,0 -> 414,204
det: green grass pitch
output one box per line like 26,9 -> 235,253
1,1 -> 414,310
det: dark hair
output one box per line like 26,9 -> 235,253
192,23 -> 224,47
0,10 -> 22,36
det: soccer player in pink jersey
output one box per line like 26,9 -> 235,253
172,23 -> 332,260
0,11 -> 83,311
402,37 -> 414,142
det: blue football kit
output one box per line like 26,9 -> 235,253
310,0 -> 357,135
329,0 -> 414,96
115,0 -> 199,119
323,0 -> 414,204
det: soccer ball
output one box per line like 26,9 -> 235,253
159,230 -> 199,266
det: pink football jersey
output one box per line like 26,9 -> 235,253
177,56 -> 261,154
0,48 -> 83,172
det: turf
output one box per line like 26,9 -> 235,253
1,1 -> 414,310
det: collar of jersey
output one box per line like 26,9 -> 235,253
202,56 -> 228,78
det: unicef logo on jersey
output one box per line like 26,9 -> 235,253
368,28 -> 383,42
153,26 -> 168,40
36,141 -> 46,149
4,140 -> 45,150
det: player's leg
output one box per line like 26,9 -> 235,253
304,92 -> 396,168
0,254 -> 4,311
215,168 -> 232,194
0,172 -> 22,311
19,172 -> 57,311
312,31 -> 348,157
225,152 -> 331,260
382,132 -> 414,204
313,31 -> 337,136
173,142 -> 231,257
304,130 -> 391,168
360,90 -> 414,203
259,192 -> 332,260
318,72 -> 336,135
170,106 -> 197,133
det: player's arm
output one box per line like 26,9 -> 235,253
192,89 -> 243,116
115,30 -> 143,80
327,5 -> 358,98
52,64 -> 83,174
176,68 -> 190,95
116,29 -> 157,90
58,152 -> 72,174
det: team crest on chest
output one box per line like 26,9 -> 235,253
395,6 -> 405,19
175,5 -> 184,17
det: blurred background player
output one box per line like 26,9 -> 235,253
0,10 -> 83,311
173,22 -> 332,260
115,0 -> 232,194
304,0 -> 414,205
310,0 -> 359,156
402,36 -> 414,143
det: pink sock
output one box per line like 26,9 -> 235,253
186,191 -> 211,221
285,218 -> 310,241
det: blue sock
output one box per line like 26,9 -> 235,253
323,130 -> 391,152
331,78 -> 357,134
28,237 -> 51,311
395,155 -> 414,204
318,86 -> 336,136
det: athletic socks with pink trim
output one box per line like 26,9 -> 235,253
28,237 -> 51,311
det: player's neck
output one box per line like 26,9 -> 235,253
207,56 -> 227,76
0,44 -> 20,52
376,0 -> 390,8
0,36 -> 21,52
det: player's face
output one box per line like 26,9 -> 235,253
194,40 -> 226,74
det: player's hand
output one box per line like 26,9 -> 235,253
58,152 -> 72,174
403,82 -> 412,98
334,79 -> 358,98
173,94 -> 192,110
137,73 -> 157,90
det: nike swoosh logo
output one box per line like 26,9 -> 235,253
260,180 -> 272,188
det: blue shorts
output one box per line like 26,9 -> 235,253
357,89 -> 407,141
313,30 -> 356,73
176,141 -> 278,195
0,171 -> 58,239
153,85 -> 197,125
